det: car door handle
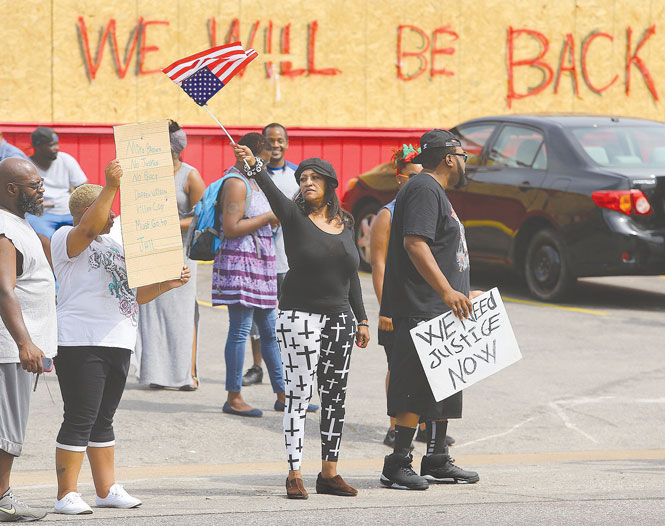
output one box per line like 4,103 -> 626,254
518,181 -> 531,192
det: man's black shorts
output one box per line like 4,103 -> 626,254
387,317 -> 462,420
378,328 -> 394,369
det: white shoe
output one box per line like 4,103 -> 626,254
54,492 -> 93,514
96,483 -> 142,509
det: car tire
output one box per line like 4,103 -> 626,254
524,229 -> 575,301
353,201 -> 380,272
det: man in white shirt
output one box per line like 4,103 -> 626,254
26,127 -> 87,258
242,123 -> 300,387
0,158 -> 57,522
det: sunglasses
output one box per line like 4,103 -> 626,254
11,178 -> 45,190
449,152 -> 469,162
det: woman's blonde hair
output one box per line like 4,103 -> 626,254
69,184 -> 102,219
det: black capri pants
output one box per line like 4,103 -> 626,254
54,346 -> 131,451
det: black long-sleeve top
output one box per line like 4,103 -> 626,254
253,168 -> 367,321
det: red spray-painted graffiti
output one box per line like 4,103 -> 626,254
77,16 -> 341,81
208,18 -> 341,78
396,24 -> 458,80
581,32 -> 618,94
507,25 -> 658,107
77,17 -> 169,79
75,15 -> 660,109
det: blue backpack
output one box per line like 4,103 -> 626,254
186,172 -> 252,261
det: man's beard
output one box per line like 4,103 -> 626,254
453,158 -> 467,189
17,190 -> 44,216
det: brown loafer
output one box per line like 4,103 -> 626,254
286,477 -> 308,499
315,473 -> 358,496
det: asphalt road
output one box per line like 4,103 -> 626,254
12,267 -> 665,525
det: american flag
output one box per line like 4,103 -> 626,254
162,43 -> 258,106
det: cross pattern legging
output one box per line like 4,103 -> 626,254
276,309 -> 356,471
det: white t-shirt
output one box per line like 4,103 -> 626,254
34,152 -> 87,215
267,160 -> 299,274
109,215 -> 123,245
51,226 -> 138,350
0,210 -> 57,362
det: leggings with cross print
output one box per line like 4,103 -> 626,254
276,309 -> 356,471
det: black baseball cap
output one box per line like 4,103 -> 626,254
31,127 -> 58,147
411,129 -> 461,164
294,157 -> 338,188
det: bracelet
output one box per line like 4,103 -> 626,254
358,322 -> 369,327
242,157 -> 263,177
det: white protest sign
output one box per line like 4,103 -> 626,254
113,119 -> 183,288
410,288 -> 521,402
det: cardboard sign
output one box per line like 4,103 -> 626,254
113,120 -> 183,288
410,288 -> 522,402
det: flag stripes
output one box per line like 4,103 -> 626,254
210,49 -> 258,84
162,42 -> 249,85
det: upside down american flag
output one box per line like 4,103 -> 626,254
162,42 -> 258,105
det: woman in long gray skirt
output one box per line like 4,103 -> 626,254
134,121 -> 206,390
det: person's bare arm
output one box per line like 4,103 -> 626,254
180,168 -> 206,232
0,236 -> 44,372
370,208 -> 391,303
66,160 -> 121,258
369,208 -> 394,331
136,265 -> 191,304
404,235 -> 472,319
220,177 -> 275,239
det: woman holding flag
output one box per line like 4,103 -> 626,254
234,144 -> 370,500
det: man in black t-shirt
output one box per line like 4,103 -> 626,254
380,129 -> 481,490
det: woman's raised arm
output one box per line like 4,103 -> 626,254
234,145 -> 296,226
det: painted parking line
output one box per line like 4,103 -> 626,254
13,449 -> 665,487
503,296 -> 608,316
198,289 -> 606,316
197,299 -> 226,309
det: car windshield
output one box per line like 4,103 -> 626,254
570,125 -> 665,168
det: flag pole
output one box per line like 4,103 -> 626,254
202,105 -> 251,171
203,105 -> 235,144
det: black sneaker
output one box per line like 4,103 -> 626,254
420,454 -> 479,484
380,453 -> 429,490
241,365 -> 263,386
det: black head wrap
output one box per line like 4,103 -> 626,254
293,157 -> 338,188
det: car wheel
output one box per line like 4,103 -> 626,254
354,201 -> 380,272
524,229 -> 575,301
